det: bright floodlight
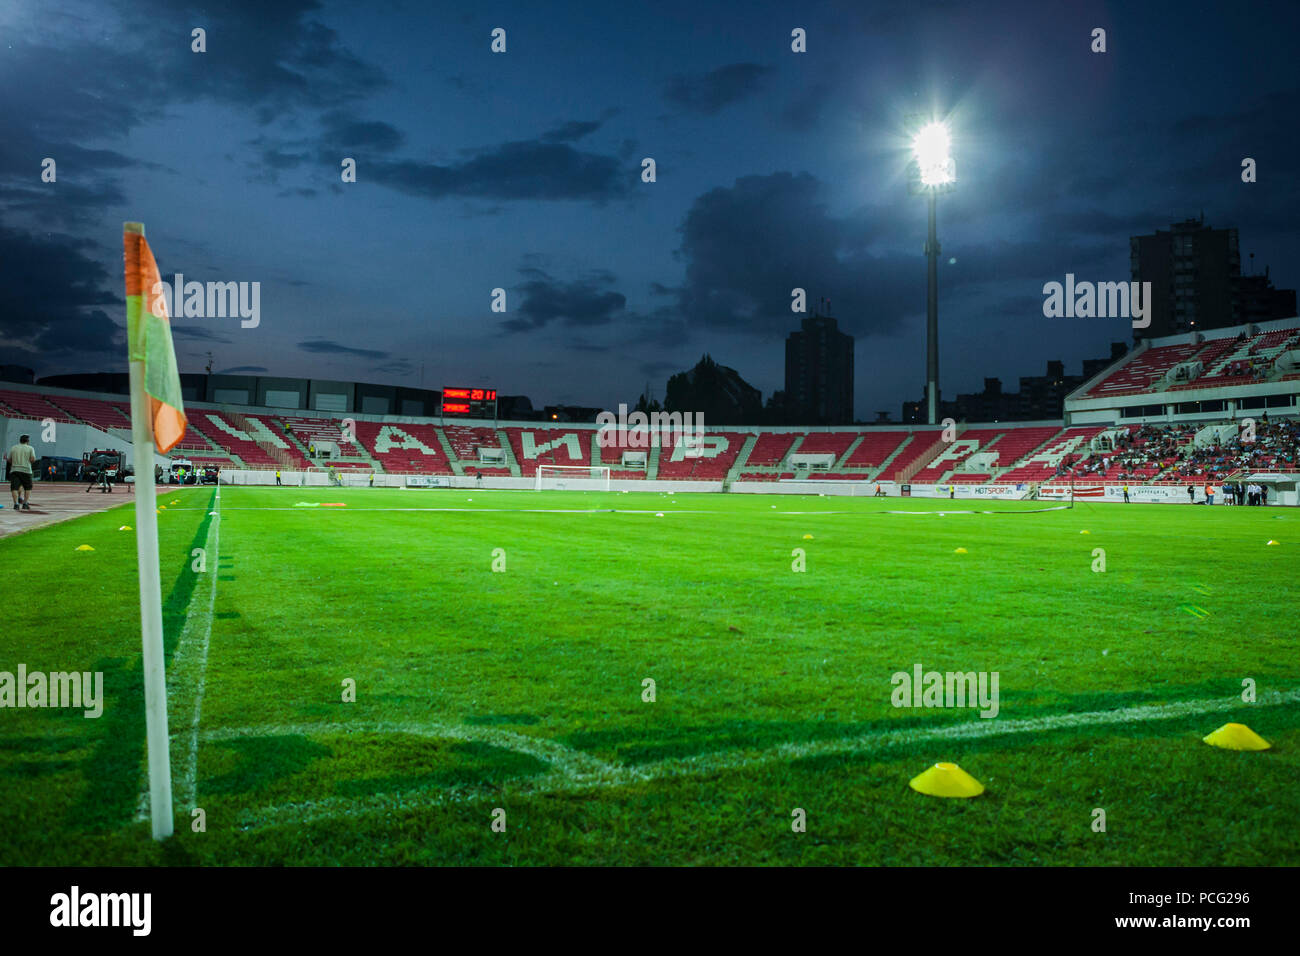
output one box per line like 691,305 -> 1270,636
912,121 -> 955,187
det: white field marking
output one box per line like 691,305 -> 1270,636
163,507 -> 723,514
226,688 -> 1300,831
200,720 -> 619,779
133,490 -> 221,820
878,505 -> 1071,516
161,506 -> 981,517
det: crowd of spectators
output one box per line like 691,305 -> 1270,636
1055,417 -> 1299,482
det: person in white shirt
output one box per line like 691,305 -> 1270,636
6,434 -> 37,511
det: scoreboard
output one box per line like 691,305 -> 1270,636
441,386 -> 497,418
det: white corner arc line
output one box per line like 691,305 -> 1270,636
225,688 -> 1300,831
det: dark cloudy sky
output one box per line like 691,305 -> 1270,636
3,0 -> 1297,417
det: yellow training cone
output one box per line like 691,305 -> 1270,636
119,525 -> 132,531
909,762 -> 984,798
803,534 -> 814,539
954,547 -> 968,554
158,505 -> 166,510
1080,530 -> 1090,534
1203,723 -> 1271,751
75,545 -> 94,551
1267,540 -> 1279,546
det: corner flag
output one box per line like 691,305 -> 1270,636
124,224 -> 187,452
124,222 -> 185,840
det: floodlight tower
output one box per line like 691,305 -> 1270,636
908,119 -> 955,425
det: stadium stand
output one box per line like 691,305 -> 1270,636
1086,342 -> 1204,398
911,427 -> 1003,482
1086,326 -> 1300,397
444,425 -> 502,463
876,434 -> 940,481
44,395 -> 133,430
508,428 -> 590,474
842,431 -> 909,469
997,426 -> 1109,483
794,432 -> 858,459
0,390 -> 78,423
744,432 -> 797,467
280,415 -> 350,451
3,365 -> 1297,491
351,421 -> 453,474
656,431 -> 746,479
195,411 -> 308,469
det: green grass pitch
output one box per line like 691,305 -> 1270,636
1,485 -> 1296,865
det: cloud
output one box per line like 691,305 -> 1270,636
676,172 -> 855,335
170,325 -> 235,344
0,225 -> 124,361
320,110 -> 405,153
543,115 -> 613,143
297,338 -> 389,359
779,81 -> 834,131
501,268 -> 627,333
261,149 -> 310,170
32,309 -> 120,354
664,63 -> 773,115
368,140 -> 630,202
120,0 -> 387,113
0,0 -> 388,232
639,360 -> 679,378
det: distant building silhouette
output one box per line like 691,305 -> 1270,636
901,343 -> 1127,423
664,354 -> 763,425
0,365 -> 35,385
1234,269 -> 1297,326
785,311 -> 854,424
1130,216 -> 1296,338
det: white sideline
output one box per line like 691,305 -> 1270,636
133,487 -> 220,821
222,687 -> 1300,831
159,506 -> 1050,516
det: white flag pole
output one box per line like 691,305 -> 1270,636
125,221 -> 174,841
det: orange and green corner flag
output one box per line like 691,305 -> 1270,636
124,223 -> 187,453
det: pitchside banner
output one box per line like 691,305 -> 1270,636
906,483 -> 1029,501
1039,484 -> 1205,503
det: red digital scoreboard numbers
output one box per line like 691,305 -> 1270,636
441,387 -> 498,418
